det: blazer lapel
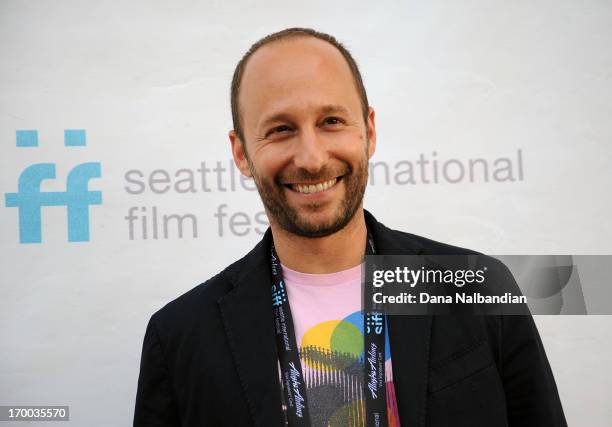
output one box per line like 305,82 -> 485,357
217,231 -> 284,427
366,210 -> 432,427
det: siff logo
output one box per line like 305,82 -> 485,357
366,312 -> 384,335
4,129 -> 102,243
271,280 -> 287,307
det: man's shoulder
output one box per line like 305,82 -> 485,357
397,228 -> 482,256
384,223 -> 514,285
148,244 -> 261,334
373,216 -> 516,291
373,214 -> 481,256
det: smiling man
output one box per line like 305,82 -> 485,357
134,28 -> 567,427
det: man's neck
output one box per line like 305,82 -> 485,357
270,208 -> 367,274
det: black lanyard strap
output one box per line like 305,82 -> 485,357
270,229 -> 388,427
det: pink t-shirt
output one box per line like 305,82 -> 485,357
278,263 -> 401,427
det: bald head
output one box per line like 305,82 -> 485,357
230,28 -> 369,144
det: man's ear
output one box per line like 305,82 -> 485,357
366,106 -> 377,159
229,130 -> 252,177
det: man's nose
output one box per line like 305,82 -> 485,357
292,127 -> 328,173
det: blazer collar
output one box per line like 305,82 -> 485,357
218,210 -> 431,427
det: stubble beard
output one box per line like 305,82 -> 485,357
247,145 -> 370,238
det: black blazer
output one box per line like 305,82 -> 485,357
134,210 -> 567,427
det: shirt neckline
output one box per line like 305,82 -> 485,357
280,262 -> 364,287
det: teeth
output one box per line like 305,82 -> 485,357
292,178 -> 337,194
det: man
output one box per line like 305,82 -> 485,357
134,28 -> 567,426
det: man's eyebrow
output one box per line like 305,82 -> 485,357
258,113 -> 293,131
258,104 -> 352,130
318,104 -> 351,116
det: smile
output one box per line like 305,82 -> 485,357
288,177 -> 340,194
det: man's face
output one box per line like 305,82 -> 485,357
230,36 -> 376,238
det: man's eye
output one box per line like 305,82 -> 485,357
323,117 -> 343,126
270,125 -> 291,135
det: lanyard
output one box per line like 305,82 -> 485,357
270,230 -> 388,427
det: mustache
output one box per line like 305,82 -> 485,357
277,165 -> 351,184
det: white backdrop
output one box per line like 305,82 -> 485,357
1,0 -> 611,425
